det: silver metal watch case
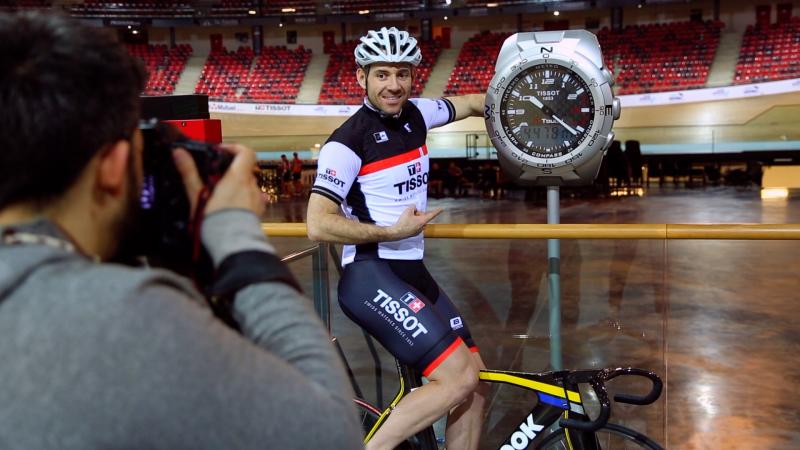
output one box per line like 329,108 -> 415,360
485,30 -> 619,186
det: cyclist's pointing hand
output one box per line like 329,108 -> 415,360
389,205 -> 442,240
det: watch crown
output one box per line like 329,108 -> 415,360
612,98 -> 621,120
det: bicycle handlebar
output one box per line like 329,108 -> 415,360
557,367 -> 663,432
605,367 -> 663,405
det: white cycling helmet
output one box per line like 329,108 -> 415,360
354,26 -> 422,67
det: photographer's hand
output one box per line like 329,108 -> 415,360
173,143 -> 265,219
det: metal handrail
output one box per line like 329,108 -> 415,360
281,246 -> 319,264
263,223 -> 800,240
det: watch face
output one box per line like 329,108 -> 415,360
499,63 -> 595,158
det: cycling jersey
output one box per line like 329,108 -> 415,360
311,97 -> 455,265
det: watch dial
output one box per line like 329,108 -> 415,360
499,63 -> 595,158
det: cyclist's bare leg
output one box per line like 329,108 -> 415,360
365,343 -> 479,450
444,351 -> 489,450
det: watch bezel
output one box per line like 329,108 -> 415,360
485,49 -> 614,172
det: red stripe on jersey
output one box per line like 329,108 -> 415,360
422,337 -> 463,377
358,145 -> 428,176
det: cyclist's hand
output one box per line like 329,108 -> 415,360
389,205 -> 442,240
173,143 -> 265,218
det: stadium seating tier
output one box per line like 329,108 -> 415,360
734,17 -> 800,84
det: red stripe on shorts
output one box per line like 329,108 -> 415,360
422,337 -> 463,377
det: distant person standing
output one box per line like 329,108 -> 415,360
279,154 -> 291,197
446,161 -> 464,197
291,152 -> 304,197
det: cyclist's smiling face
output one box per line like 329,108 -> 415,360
358,63 -> 414,115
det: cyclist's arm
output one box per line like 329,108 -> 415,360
444,93 -> 486,121
411,95 -> 483,129
306,140 -> 441,244
307,193 -> 438,244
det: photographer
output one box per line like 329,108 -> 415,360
0,12 -> 362,449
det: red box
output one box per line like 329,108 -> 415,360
163,119 -> 222,144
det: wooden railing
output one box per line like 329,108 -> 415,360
262,223 -> 800,240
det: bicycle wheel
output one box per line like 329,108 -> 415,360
535,422 -> 664,450
353,398 -> 422,450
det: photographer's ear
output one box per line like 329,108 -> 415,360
96,139 -> 131,195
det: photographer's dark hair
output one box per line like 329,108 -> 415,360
0,12 -> 146,209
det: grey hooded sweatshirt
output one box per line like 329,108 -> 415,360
0,210 -> 363,449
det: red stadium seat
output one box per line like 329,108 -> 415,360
127,43 -> 193,96
734,18 -> 800,84
598,20 -> 723,95
444,31 -> 510,96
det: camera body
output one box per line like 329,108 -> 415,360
135,119 -> 232,274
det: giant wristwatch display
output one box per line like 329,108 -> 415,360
485,30 -> 620,186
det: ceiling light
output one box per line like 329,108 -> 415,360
486,2 -> 498,6
553,10 -> 560,16
248,9 -> 256,14
444,15 -> 448,20
358,9 -> 370,14
281,7 -> 296,13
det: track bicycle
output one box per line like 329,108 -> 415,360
280,244 -> 665,449
351,357 -> 664,450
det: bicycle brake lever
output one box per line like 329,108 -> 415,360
558,376 -> 610,432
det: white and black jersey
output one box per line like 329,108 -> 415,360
311,97 -> 455,265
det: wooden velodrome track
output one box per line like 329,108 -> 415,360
211,91 -> 800,153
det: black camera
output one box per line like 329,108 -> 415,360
133,119 -> 232,275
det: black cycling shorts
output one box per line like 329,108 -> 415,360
338,259 -> 477,377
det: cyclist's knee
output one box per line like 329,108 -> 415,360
427,346 -> 480,404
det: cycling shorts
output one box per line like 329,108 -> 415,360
338,259 -> 477,377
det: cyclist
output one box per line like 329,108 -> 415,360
306,27 -> 489,450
